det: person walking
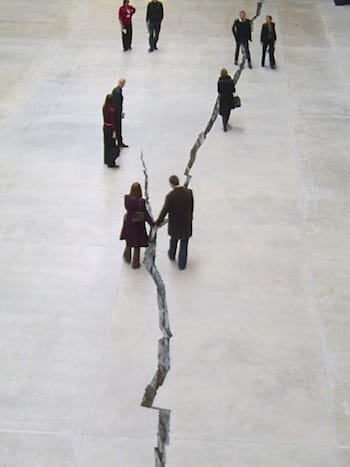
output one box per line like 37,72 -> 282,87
119,0 -> 136,51
120,182 -> 154,269
102,94 -> 120,168
146,0 -> 164,52
260,15 -> 277,68
156,175 -> 194,270
112,78 -> 128,148
218,69 -> 236,132
232,10 -> 252,68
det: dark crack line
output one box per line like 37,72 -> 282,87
140,152 -> 172,467
139,4 -> 263,466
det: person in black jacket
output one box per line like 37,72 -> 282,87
260,15 -> 277,68
102,94 -> 120,168
217,69 -> 236,132
146,0 -> 164,52
156,175 -> 194,270
112,78 -> 128,148
232,10 -> 252,68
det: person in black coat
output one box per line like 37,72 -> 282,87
156,175 -> 194,270
260,15 -> 277,68
112,78 -> 128,148
232,10 -> 252,68
146,0 -> 164,52
218,68 -> 236,132
102,94 -> 120,168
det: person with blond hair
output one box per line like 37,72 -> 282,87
232,10 -> 252,68
112,78 -> 128,148
217,69 -> 236,132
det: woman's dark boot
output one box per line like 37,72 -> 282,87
123,246 -> 131,263
132,247 -> 141,269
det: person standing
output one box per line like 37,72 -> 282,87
260,15 -> 277,68
146,0 -> 164,52
156,175 -> 194,270
232,10 -> 252,68
120,182 -> 154,269
119,0 -> 136,51
218,69 -> 236,132
102,94 -> 120,168
112,78 -> 128,148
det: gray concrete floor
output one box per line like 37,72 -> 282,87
0,0 -> 350,466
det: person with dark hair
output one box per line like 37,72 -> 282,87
102,94 -> 120,168
120,182 -> 154,269
218,68 -> 236,132
156,175 -> 194,270
112,78 -> 128,148
119,0 -> 136,51
146,0 -> 164,52
260,15 -> 277,68
232,10 -> 252,68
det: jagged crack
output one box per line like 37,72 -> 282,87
139,5 -> 263,465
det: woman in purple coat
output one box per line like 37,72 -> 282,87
120,182 -> 154,269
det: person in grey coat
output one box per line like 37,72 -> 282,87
156,175 -> 194,270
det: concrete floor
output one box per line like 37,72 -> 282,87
0,0 -> 349,466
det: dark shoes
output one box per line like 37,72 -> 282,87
234,60 -> 238,65
107,163 -> 119,168
248,63 -> 252,69
119,143 -> 129,148
148,48 -> 154,53
167,251 -> 175,261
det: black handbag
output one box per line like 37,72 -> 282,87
232,95 -> 241,108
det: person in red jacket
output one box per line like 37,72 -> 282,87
119,0 -> 136,51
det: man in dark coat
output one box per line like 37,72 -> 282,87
146,0 -> 164,52
156,175 -> 194,270
260,15 -> 277,68
232,10 -> 252,68
112,78 -> 128,148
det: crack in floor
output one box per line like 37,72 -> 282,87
139,4 -> 263,465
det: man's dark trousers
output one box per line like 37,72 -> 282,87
169,238 -> 189,270
148,22 -> 161,50
235,40 -> 251,65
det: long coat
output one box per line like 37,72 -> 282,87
120,195 -> 154,247
218,76 -> 236,115
156,186 -> 194,239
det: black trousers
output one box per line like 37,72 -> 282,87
103,126 -> 119,166
221,108 -> 231,128
169,237 -> 189,270
148,22 -> 161,50
262,41 -> 276,67
234,39 -> 251,65
121,24 -> 133,50
115,117 -> 124,146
